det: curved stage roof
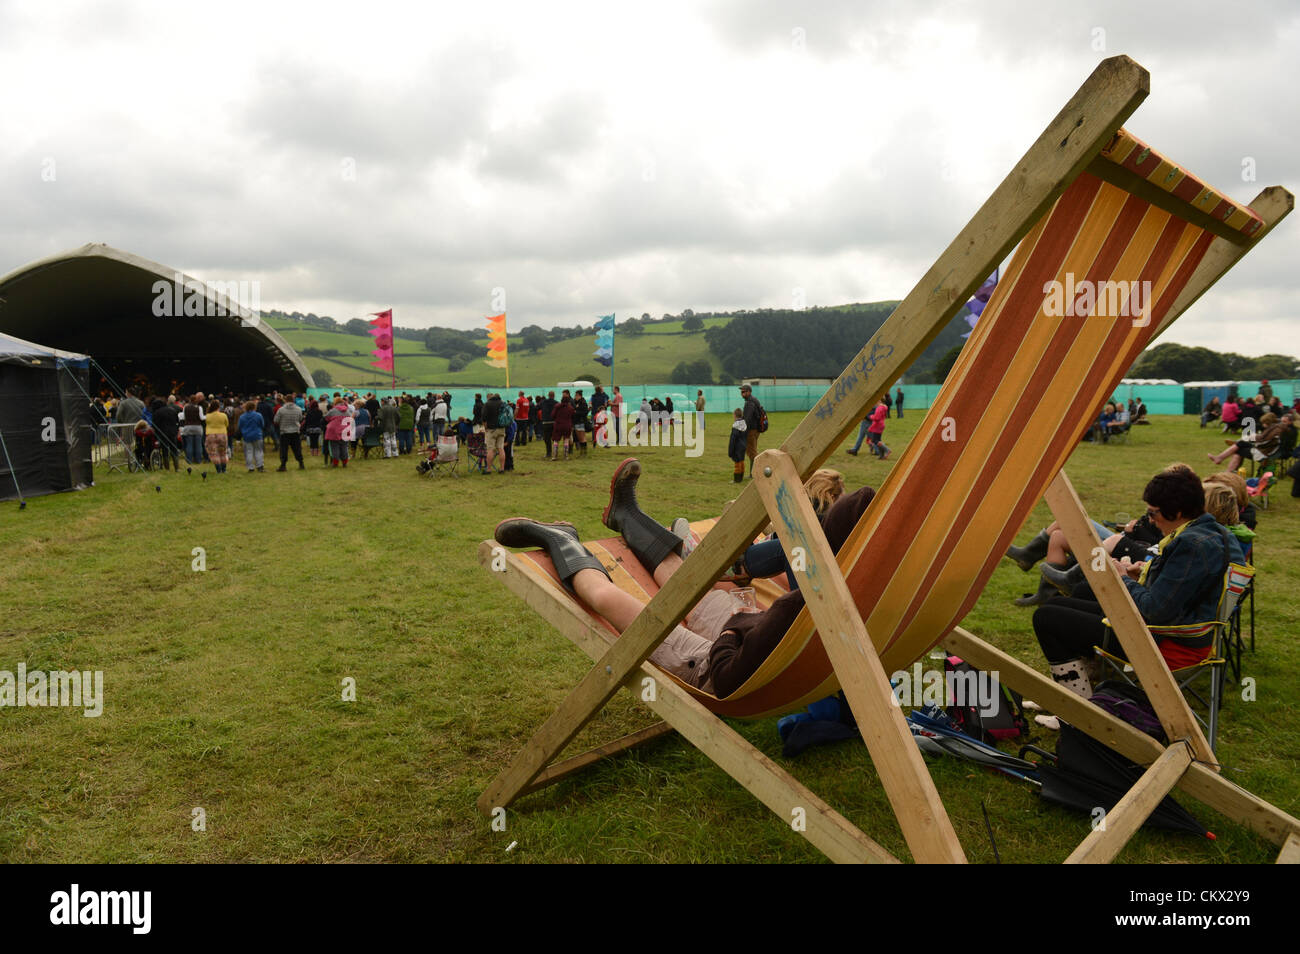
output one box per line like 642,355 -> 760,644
0,243 -> 313,394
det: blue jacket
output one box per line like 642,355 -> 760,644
1123,513 -> 1243,625
239,410 -> 265,442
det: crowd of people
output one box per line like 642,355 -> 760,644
93,383 -> 756,477
96,388 -> 468,473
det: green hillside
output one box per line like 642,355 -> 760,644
267,317 -> 725,389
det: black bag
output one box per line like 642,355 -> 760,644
944,655 -> 1028,743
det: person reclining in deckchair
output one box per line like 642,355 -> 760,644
493,458 -> 874,698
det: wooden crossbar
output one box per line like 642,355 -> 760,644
518,722 -> 674,799
1065,741 -> 1193,864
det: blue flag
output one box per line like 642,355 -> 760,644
593,314 -> 614,366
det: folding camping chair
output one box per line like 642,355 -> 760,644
477,56 -> 1300,864
419,434 -> 460,478
1093,562 -> 1254,751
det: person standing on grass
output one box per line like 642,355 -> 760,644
574,390 -> 589,456
740,385 -> 761,477
274,395 -> 305,470
482,392 -> 508,473
728,408 -> 747,482
150,397 -> 181,471
845,407 -> 872,456
696,390 -> 706,432
432,393 -> 448,439
866,401 -> 891,459
540,390 -> 558,458
379,398 -> 400,458
611,386 -> 624,444
550,395 -> 575,461
415,398 -> 432,448
239,401 -> 266,471
514,391 -> 531,446
352,398 -> 369,455
205,400 -> 230,474
895,387 -> 905,418
323,400 -> 351,467
397,397 -> 416,455
257,394 -> 278,454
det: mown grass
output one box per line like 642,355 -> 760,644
0,415 -> 1295,863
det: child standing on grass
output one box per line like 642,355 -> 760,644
867,401 -> 891,460
728,408 -> 748,482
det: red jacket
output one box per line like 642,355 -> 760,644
868,403 -> 888,435
515,396 -> 530,420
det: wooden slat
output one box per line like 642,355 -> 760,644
754,450 -> 966,863
1277,832 -> 1300,864
479,542 -> 899,864
1045,471 -> 1216,766
1152,186 -> 1293,340
477,55 -> 1151,813
518,722 -> 674,798
942,627 -> 1300,846
1065,742 -> 1193,864
1085,155 -> 1252,246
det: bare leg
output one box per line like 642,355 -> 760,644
1046,528 -> 1072,565
652,552 -> 684,588
570,568 -> 648,632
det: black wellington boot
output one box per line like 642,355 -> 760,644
494,519 -> 609,593
601,458 -> 683,574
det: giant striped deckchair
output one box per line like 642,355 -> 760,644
478,56 -> 1300,864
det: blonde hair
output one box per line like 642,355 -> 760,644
1203,483 -> 1240,526
805,469 -> 846,515
1260,412 -> 1278,429
1204,471 -> 1248,510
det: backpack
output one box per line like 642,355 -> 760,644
1087,680 -> 1166,741
497,405 -> 513,429
944,655 -> 1028,743
755,401 -> 769,433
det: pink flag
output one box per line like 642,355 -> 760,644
369,309 -> 394,371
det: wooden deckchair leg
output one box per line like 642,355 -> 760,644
754,451 -> 967,863
1065,741 -> 1193,864
1277,832 -> 1300,864
481,543 -> 897,863
942,627 -> 1300,848
1044,470 -> 1216,767
476,56 -> 1151,814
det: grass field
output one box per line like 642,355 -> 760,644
2,415 -> 1296,863
267,316 -> 727,389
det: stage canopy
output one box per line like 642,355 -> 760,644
0,243 -> 313,395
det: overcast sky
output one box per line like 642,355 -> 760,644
3,0 -> 1297,356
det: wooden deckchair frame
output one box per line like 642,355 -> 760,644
478,55 -> 1300,863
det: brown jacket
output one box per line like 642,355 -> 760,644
708,486 -> 875,698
